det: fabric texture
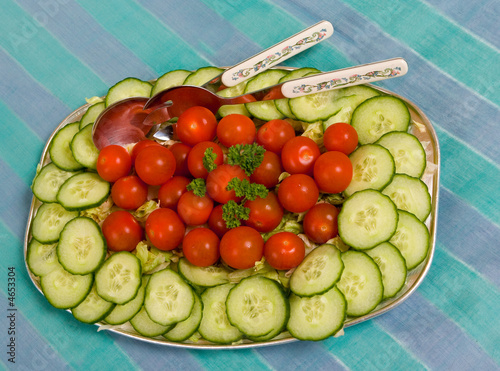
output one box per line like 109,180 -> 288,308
0,0 -> 498,370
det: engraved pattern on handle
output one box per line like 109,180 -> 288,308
221,20 -> 334,87
281,58 -> 409,98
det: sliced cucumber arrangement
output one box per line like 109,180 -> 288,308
27,64 -> 435,346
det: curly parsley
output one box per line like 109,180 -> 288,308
226,143 -> 265,176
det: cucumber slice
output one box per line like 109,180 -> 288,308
217,80 -> 250,117
226,276 -> 289,339
105,77 -> 152,107
376,131 -> 427,178
40,266 -> 93,309
31,203 -> 79,244
144,269 -> 195,326
72,284 -> 115,324
287,286 -> 346,341
26,239 -> 60,277
337,250 -> 384,317
183,66 -> 223,86
151,69 -> 192,96
95,252 -> 142,305
337,85 -> 381,101
80,102 -> 105,129
57,217 -> 106,275
57,172 -> 110,211
365,242 -> 407,299
344,144 -> 396,197
198,283 -> 243,344
351,96 -> 410,144
382,174 -> 432,222
130,306 -> 174,337
289,90 -> 343,123
49,122 -> 85,171
244,69 -> 289,121
275,67 -> 321,119
31,162 -> 79,203
178,258 -> 231,287
163,292 -> 203,342
289,244 -> 344,297
389,210 -> 430,270
104,276 -> 148,325
338,189 -> 398,250
70,125 -> 99,170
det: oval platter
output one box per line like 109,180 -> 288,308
23,69 -> 440,349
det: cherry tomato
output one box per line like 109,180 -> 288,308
176,106 -> 217,146
135,145 -> 176,185
177,190 -> 214,226
158,176 -> 190,210
256,119 -> 295,154
281,136 -> 320,175
145,208 -> 185,251
208,204 -> 230,238
102,210 -> 143,252
323,122 -> 358,155
303,203 -> 339,244
131,140 -> 161,165
111,175 -> 148,210
219,226 -> 264,270
250,150 -> 282,188
278,174 -> 319,213
313,151 -> 353,194
169,142 -> 192,177
216,114 -> 256,147
264,232 -> 305,270
96,145 -> 131,182
182,227 -> 220,267
187,141 -> 223,179
244,192 -> 283,233
206,164 -> 249,204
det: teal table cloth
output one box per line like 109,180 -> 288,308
1,0 -> 498,370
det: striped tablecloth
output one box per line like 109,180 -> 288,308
1,1 -> 498,370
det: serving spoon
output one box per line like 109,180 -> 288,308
92,20 -> 334,149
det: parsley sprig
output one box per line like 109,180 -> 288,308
226,143 -> 265,176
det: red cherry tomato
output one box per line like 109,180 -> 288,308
158,176 -> 190,210
216,114 -> 256,147
281,136 -> 321,175
303,203 -> 339,244
250,150 -> 282,188
187,141 -> 223,179
219,226 -> 264,269
278,174 -> 319,213
244,192 -> 284,233
131,140 -> 161,165
206,164 -> 249,204
182,227 -> 220,267
176,106 -> 217,146
256,119 -> 295,154
177,190 -> 214,226
323,122 -> 358,155
135,145 -> 176,185
111,175 -> 148,210
145,208 -> 185,251
264,232 -> 305,270
96,145 -> 131,182
208,204 -> 230,238
102,210 -> 143,252
169,142 -> 192,177
313,151 -> 353,194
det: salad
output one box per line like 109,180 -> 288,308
26,65 -> 435,345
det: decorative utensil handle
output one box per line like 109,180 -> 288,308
281,58 -> 408,98
221,20 -> 334,87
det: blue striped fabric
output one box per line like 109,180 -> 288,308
0,0 -> 498,369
